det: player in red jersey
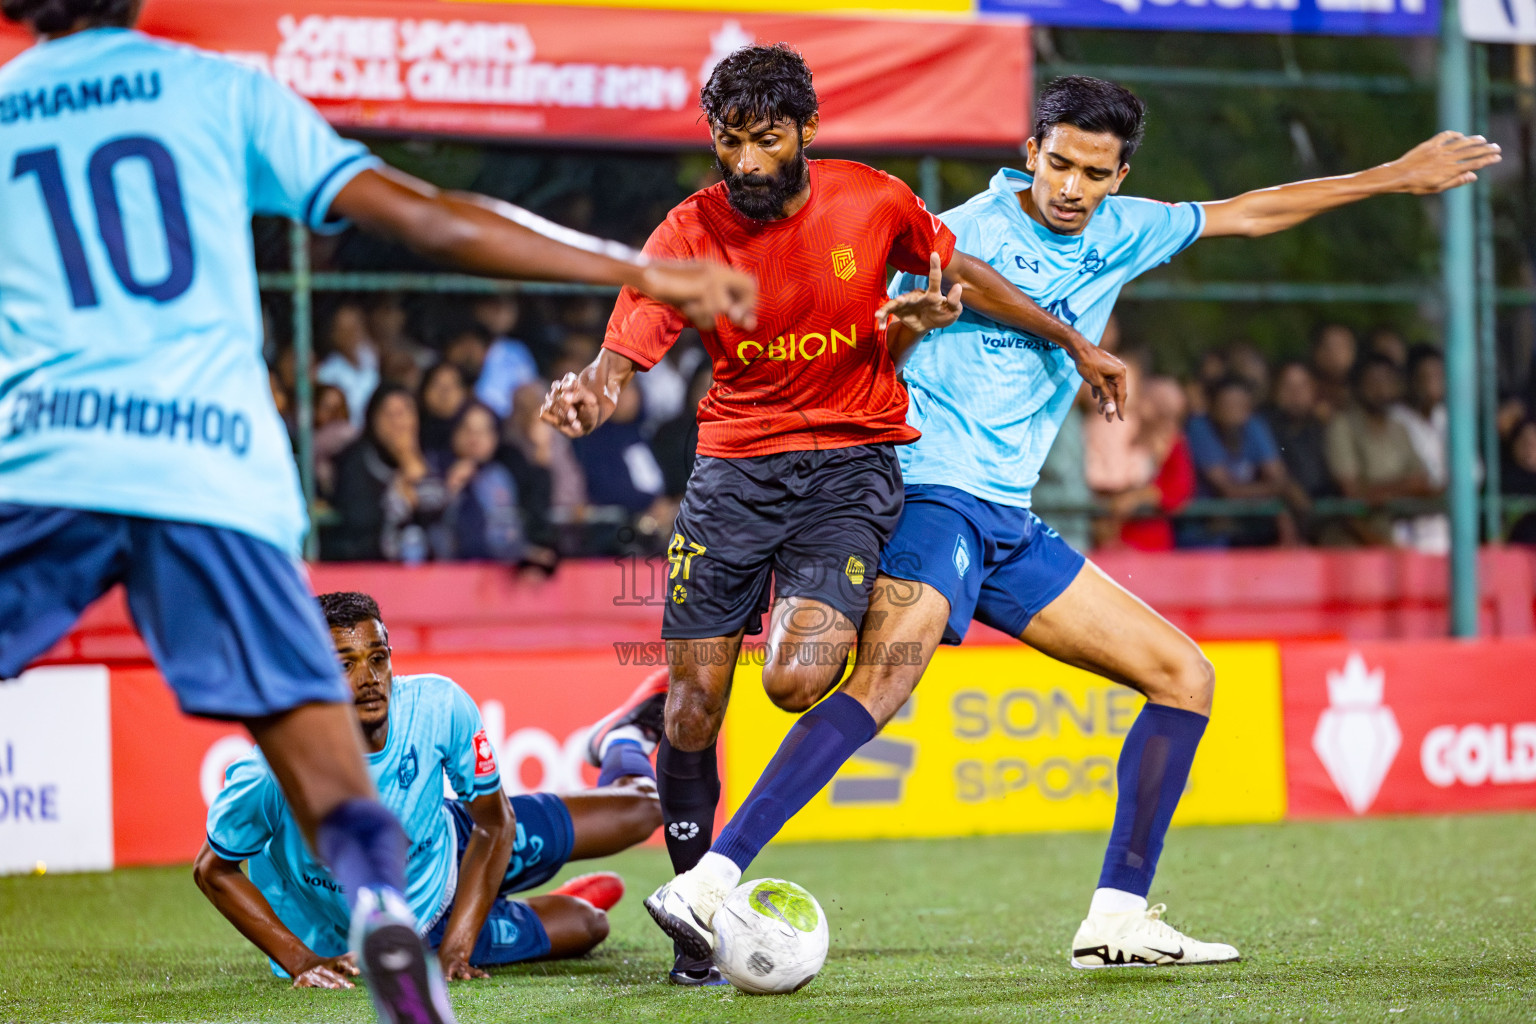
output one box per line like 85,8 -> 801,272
540,44 -> 1126,983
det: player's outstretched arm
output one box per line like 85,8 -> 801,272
191,843 -> 358,988
941,251 -> 1128,421
540,348 -> 638,439
331,168 -> 757,331
1199,131 -> 1502,239
435,792 -> 516,981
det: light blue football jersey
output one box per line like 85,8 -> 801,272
205,674 -> 502,969
890,168 -> 1204,508
0,28 -> 380,554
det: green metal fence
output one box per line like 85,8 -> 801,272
260,19 -> 1536,636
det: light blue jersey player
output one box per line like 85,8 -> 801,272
659,75 -> 1499,974
0,4 -> 751,1022
206,673 -> 512,972
195,592 -> 666,986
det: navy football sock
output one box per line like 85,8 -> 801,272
598,738 -> 655,787
315,798 -> 408,910
713,693 -> 877,872
1097,703 -> 1208,898
657,737 -> 720,874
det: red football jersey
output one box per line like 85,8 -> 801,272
603,159 -> 957,458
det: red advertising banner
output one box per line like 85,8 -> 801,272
107,651 -> 672,866
1282,639 -> 1536,818
0,2 -> 1029,149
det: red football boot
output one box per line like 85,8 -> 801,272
550,872 -> 625,912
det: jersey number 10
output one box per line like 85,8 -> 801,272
12,135 -> 194,309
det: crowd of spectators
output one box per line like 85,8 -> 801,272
267,291 -> 709,566
1042,317 -> 1455,553
268,294 -> 1533,564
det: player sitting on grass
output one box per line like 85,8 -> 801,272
647,76 -> 1501,971
540,43 -> 1126,986
194,592 -> 663,986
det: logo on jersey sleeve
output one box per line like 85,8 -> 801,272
473,730 -> 498,779
830,245 -> 858,281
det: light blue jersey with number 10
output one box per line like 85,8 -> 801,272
0,28 -> 379,554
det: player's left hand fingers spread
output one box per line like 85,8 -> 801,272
926,251 -> 944,293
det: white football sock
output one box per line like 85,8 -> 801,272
1089,887 -> 1149,916
599,723 -> 648,759
695,851 -> 743,890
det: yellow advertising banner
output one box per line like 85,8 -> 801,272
723,642 -> 1287,842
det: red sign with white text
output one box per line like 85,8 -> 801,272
1282,639 -> 1536,818
0,1 -> 1029,149
107,651 -> 671,866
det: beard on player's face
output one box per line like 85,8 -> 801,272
717,142 -> 809,221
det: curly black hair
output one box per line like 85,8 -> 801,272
317,591 -> 384,632
1,0 -> 136,33
700,43 -> 819,133
1033,75 -> 1147,165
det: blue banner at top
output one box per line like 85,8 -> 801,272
980,0 -> 1440,36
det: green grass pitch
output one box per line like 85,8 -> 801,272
2,813 -> 1533,1023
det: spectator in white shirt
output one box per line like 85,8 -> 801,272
315,301 -> 379,429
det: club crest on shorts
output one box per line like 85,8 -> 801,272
845,555 -> 866,585
953,535 -> 971,578
672,583 -> 688,604
830,245 -> 857,281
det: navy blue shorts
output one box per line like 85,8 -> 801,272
434,793 -> 573,965
663,445 -> 903,639
0,503 -> 346,718
445,793 -> 575,895
878,485 -> 1086,646
423,888 -> 551,966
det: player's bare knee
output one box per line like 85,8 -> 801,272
665,702 -> 724,750
663,676 -> 727,749
619,790 -> 663,844
762,662 -> 839,713
1148,644 -> 1215,716
583,904 -> 611,950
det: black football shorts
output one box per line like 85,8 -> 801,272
661,444 -> 903,640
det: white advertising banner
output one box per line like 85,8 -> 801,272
0,665 -> 114,875
1463,0 -> 1536,41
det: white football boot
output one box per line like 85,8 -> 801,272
1070,903 -> 1240,969
644,863 -> 736,962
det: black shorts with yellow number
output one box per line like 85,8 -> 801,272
661,444 -> 903,639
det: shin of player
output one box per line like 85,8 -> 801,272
645,74 -> 1500,970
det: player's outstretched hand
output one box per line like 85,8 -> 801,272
1075,345 -> 1128,422
876,252 -> 964,336
440,955 -> 490,981
291,953 -> 358,989
540,371 -> 604,438
1393,132 -> 1502,194
640,260 -> 758,331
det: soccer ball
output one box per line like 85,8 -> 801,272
711,878 -> 829,994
